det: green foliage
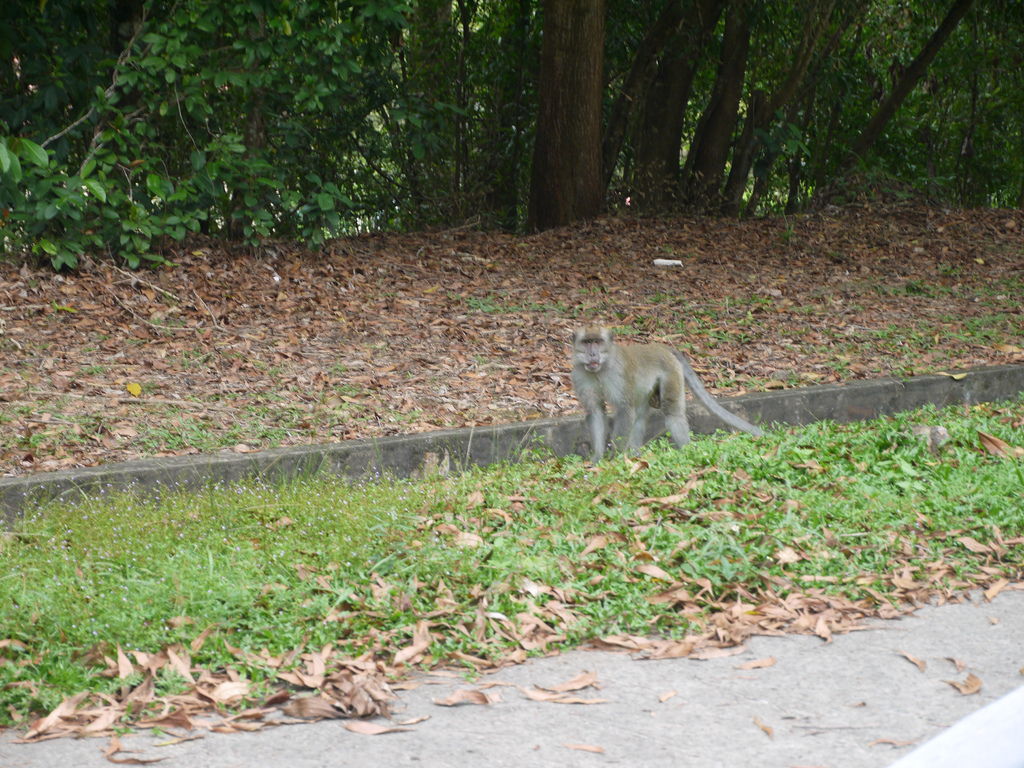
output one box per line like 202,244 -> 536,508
1,0 -> 411,268
1,0 -> 1021,268
2,398 -> 1023,718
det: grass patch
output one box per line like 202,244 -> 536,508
2,398 -> 1023,726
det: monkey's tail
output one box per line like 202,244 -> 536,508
672,350 -> 764,437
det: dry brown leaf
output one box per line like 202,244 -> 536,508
978,431 -> 1023,457
944,673 -> 983,695
580,534 -> 609,557
342,720 -> 411,736
898,651 -> 927,673
433,689 -> 492,707
81,707 -> 123,735
539,671 -> 599,693
869,738 -> 917,748
753,716 -> 774,738
466,489 -> 485,508
957,536 -> 991,554
737,657 -> 777,671
946,657 -> 967,673
24,692 -> 89,740
165,647 -> 194,683
394,620 -> 433,666
690,645 -> 747,661
520,687 -> 608,705
397,715 -> 431,726
281,696 -> 344,720
116,645 -> 134,679
104,733 -> 167,764
454,530 -> 484,548
646,638 -> 698,659
984,578 -> 1009,601
190,624 -> 217,653
564,744 -> 605,754
635,562 -> 674,581
775,546 -> 802,565
591,634 -> 653,651
203,680 -> 250,705
658,690 -> 678,703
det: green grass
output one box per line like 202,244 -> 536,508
2,397 -> 1023,723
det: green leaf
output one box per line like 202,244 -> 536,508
17,139 -> 49,168
83,178 -> 107,202
0,142 -> 11,174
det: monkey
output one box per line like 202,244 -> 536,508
571,326 -> 763,461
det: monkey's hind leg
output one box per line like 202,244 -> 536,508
661,397 -> 691,448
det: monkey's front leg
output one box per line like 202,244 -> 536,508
585,408 -> 609,461
610,404 -> 637,455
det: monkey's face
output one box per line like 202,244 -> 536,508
572,328 -> 612,372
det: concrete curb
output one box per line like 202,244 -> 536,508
3,364 -> 1023,525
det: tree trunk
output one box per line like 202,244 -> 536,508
601,0 -> 688,188
482,0 -> 533,229
630,0 -> 725,210
527,0 -> 606,231
680,0 -> 751,213
846,0 -> 975,164
721,0 -> 835,215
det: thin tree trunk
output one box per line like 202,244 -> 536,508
721,0 -> 835,215
602,0 -> 688,188
846,0 -> 975,164
681,0 -> 750,212
630,0 -> 724,210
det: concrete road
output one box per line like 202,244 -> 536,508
3,589 -> 1022,768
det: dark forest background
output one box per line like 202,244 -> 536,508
1,0 -> 1021,269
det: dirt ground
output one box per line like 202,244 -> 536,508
2,203 -> 1022,476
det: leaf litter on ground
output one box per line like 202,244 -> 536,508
2,391 -> 1023,744
2,204 -> 1022,477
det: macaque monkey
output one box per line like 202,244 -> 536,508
571,326 -> 763,461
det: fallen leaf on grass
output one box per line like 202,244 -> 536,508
898,651 -> 927,673
342,720 -> 411,736
944,673 -> 982,695
636,562 -> 674,582
394,620 -> 433,665
957,536 -> 991,554
564,744 -> 605,754
775,546 -> 802,565
433,689 -> 493,707
737,657 -> 776,671
116,645 -> 134,679
978,431 -> 1023,458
